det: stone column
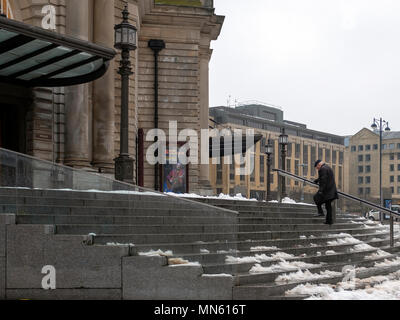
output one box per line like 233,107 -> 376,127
64,0 -> 91,168
198,45 -> 213,194
92,0 -> 116,172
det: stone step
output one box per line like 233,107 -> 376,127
52,222 -> 372,236
87,226 -> 388,245
237,217 -> 366,225
202,249 -> 382,275
15,214 -> 237,226
169,238 -> 391,265
0,195 -> 205,209
88,230 -> 394,254
0,205 -> 236,218
14,214 -> 362,226
233,251 -> 396,287
233,255 -> 400,299
55,224 -> 240,235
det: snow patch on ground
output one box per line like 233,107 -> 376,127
250,246 -> 279,252
139,249 -> 173,257
249,261 -> 323,275
276,269 -> 342,284
225,252 -> 295,264
325,250 -> 337,255
269,197 -> 314,206
106,242 -> 134,247
166,192 -> 258,202
327,237 -> 361,246
364,250 -> 392,260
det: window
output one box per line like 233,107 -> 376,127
398,187 -> 400,194
390,176 -> 395,183
390,153 -> 395,161
358,188 -> 364,195
390,164 -> 395,172
366,176 -> 371,184
351,146 -> 356,152
398,143 -> 400,149
365,154 -> 371,162
339,152 -> 344,165
287,143 -> 292,158
303,145 -> 308,164
326,149 -> 331,163
398,176 -> 400,183
397,153 -> 400,160
383,144 -> 388,150
318,148 -> 323,160
366,145 -> 371,151
390,143 -> 395,150
358,166 -> 364,173
366,166 -> 371,173
286,159 -> 291,173
391,187 -> 395,194
332,150 -> 337,164
358,177 -> 364,184
295,144 -> 300,158
358,145 -> 364,152
373,144 -> 379,150
366,188 -> 371,195
398,164 -> 400,171
358,155 -> 363,162
311,146 -> 316,167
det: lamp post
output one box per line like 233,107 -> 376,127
371,117 -> 391,222
279,128 -> 289,199
114,6 -> 137,183
265,139 -> 274,202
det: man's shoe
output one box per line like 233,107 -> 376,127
324,222 -> 333,225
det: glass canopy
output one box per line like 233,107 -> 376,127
0,16 -> 115,87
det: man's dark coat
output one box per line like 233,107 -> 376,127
314,164 -> 339,204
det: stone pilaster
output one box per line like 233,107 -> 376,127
64,0 -> 91,168
92,0 -> 116,172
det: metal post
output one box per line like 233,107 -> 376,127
266,153 -> 272,201
281,143 -> 287,199
390,215 -> 394,248
278,171 -> 282,203
114,48 -> 134,182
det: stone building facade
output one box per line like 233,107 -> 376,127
0,0 -> 223,193
347,128 -> 400,205
209,103 -> 346,202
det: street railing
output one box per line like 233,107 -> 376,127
273,168 -> 400,247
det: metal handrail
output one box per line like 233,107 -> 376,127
273,168 -> 398,247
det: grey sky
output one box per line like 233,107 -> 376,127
210,0 -> 400,137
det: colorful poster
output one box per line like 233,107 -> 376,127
162,147 -> 187,194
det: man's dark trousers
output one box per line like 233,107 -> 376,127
314,193 -> 334,224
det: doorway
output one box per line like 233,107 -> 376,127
0,104 -> 26,153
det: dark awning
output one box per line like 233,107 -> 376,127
0,16 -> 116,87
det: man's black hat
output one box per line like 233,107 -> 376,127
314,160 -> 322,168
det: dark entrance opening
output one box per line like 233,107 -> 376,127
0,104 -> 26,153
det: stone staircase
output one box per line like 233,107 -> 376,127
1,188 -> 400,300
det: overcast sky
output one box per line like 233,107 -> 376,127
210,0 -> 400,137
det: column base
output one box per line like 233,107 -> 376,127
114,155 -> 134,184
196,179 -> 215,197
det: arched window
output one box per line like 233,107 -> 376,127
0,0 -> 14,19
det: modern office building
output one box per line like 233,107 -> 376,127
347,128 -> 400,205
209,102 -> 346,201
